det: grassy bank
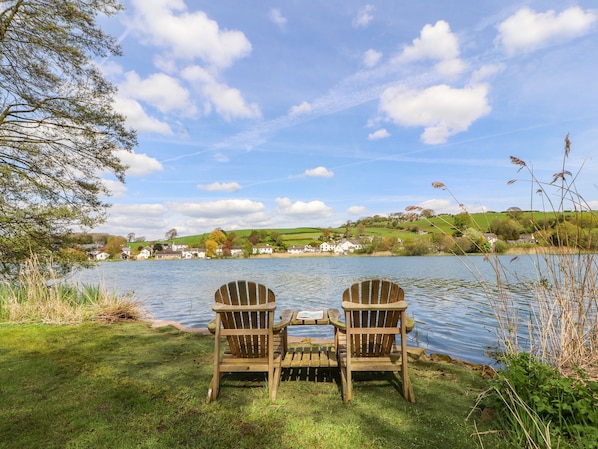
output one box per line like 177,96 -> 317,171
0,322 -> 500,449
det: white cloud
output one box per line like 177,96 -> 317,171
169,199 -> 265,218
213,153 -> 230,163
397,20 -> 466,77
275,197 -> 333,219
497,7 -> 597,56
113,203 -> 168,220
115,150 -> 163,176
182,65 -> 261,120
197,181 -> 241,192
98,60 -> 123,78
101,178 -> 127,198
348,205 -> 368,216
353,5 -> 375,28
363,49 -> 382,67
268,8 -> 287,28
418,199 -> 487,215
368,128 -> 390,140
288,101 -> 312,116
304,166 -> 334,178
119,71 -> 197,115
179,213 -> 270,233
470,63 -> 505,85
416,199 -> 454,214
113,96 -> 173,135
379,84 -> 491,144
129,0 -> 252,69
434,58 -> 467,78
400,20 -> 458,61
95,203 -> 170,238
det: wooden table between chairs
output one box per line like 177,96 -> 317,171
281,310 -> 338,369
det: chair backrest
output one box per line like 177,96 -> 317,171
214,280 -> 275,358
342,279 -> 404,357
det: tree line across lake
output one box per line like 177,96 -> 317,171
71,208 -> 598,260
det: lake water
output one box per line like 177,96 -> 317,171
71,255 -> 536,366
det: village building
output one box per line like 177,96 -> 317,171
95,251 -> 110,261
154,249 -> 183,260
136,247 -> 152,260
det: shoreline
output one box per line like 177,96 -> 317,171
123,247 -> 592,263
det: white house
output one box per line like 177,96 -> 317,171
320,242 -> 335,252
335,239 -> 362,254
257,244 -> 273,254
483,233 -> 498,247
95,251 -> 110,261
287,245 -> 304,254
137,247 -> 152,260
181,248 -> 207,259
154,249 -> 182,260
121,246 -> 132,259
195,249 -> 207,259
231,246 -> 244,257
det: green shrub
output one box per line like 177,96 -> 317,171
483,353 -> 598,448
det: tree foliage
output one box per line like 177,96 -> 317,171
0,0 -> 136,278
490,218 -> 523,241
165,228 -> 178,240
105,235 -> 126,258
453,213 -> 472,235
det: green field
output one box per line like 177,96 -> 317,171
127,210 -> 596,251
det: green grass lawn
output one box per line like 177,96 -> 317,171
0,322 -> 502,449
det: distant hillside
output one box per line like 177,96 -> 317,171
126,210 -> 597,254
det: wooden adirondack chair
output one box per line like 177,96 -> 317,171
206,280 -> 292,403
332,279 -> 415,403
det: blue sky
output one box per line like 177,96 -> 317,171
94,0 -> 598,240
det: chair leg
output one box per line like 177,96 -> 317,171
268,365 -> 275,401
272,365 -> 281,401
207,352 -> 221,404
399,369 -> 415,403
407,380 -> 415,403
346,370 -> 352,402
340,365 -> 350,403
206,374 -> 219,404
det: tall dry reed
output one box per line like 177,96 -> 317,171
0,256 -> 144,324
434,135 -> 597,378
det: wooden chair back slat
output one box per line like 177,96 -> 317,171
215,280 -> 275,358
342,279 -> 405,357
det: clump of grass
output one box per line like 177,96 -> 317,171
0,256 -> 144,324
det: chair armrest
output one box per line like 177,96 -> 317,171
339,303 -> 415,333
212,302 -> 277,313
327,308 -> 345,330
207,319 -> 217,334
273,309 -> 293,331
341,301 -> 408,311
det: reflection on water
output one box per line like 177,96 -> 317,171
71,255 -> 536,365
